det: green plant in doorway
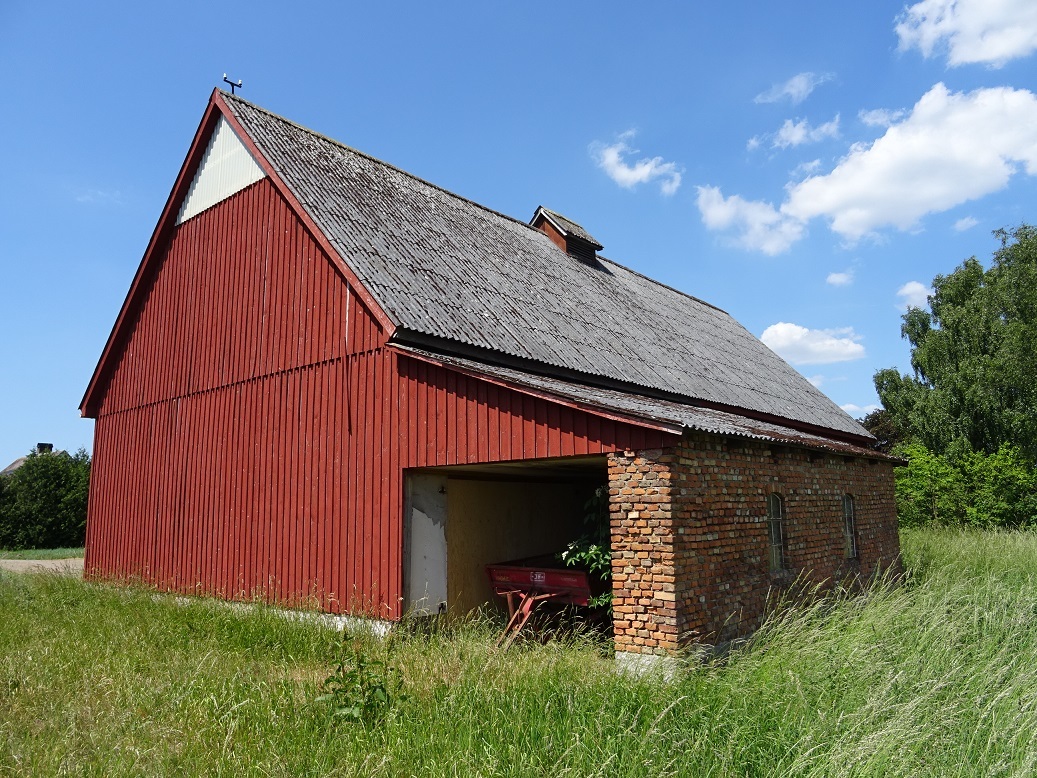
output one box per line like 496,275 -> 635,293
560,485 -> 612,608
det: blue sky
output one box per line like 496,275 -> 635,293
2,1 -> 1036,467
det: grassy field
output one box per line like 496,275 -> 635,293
1,529 -> 1036,776
0,547 -> 84,560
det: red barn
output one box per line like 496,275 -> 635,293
81,90 -> 900,661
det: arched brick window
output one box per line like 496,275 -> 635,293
843,494 -> 858,559
767,492 -> 786,572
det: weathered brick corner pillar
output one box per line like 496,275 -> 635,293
608,449 -> 679,661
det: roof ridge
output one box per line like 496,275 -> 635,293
220,90 -> 553,243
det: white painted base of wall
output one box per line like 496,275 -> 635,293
164,595 -> 392,637
614,650 -> 680,681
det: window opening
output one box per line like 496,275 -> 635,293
767,492 -> 786,572
843,494 -> 858,559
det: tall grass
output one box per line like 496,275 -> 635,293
2,528 -> 1036,775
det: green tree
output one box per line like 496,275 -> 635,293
875,225 -> 1037,459
0,447 -> 91,549
859,408 -> 907,453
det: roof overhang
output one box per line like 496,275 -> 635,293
390,342 -> 896,462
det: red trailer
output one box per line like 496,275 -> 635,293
486,554 -> 602,647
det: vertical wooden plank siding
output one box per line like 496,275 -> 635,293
85,177 -> 676,618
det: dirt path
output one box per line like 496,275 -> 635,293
0,558 -> 84,575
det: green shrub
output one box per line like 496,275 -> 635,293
0,447 -> 91,550
892,441 -> 966,527
957,444 -> 1037,528
558,485 -> 612,608
893,441 -> 1037,528
318,636 -> 407,726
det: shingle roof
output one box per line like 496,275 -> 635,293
222,93 -> 871,441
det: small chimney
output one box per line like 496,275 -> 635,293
530,206 -> 603,264
36,443 -> 53,454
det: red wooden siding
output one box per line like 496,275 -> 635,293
85,178 -> 676,618
393,354 -> 669,467
98,178 -> 381,416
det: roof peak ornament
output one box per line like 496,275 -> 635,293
222,74 -> 243,95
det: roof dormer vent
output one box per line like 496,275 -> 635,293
530,206 -> 603,264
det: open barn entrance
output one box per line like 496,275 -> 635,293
403,455 -> 607,616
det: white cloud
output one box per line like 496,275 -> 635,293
826,269 -> 855,286
841,403 -> 881,416
896,0 -> 1037,67
755,72 -> 833,105
760,322 -> 866,365
695,186 -> 805,255
774,115 -> 840,149
859,108 -> 906,127
954,215 -> 979,231
789,160 -> 823,182
75,188 -> 124,205
807,375 -> 825,388
782,83 -> 1037,241
897,280 -> 933,309
591,131 -> 682,195
701,83 -> 1037,254
746,136 -> 762,151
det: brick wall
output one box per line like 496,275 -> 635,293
609,431 -> 900,656
608,448 -> 680,654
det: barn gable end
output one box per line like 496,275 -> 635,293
79,92 -> 396,423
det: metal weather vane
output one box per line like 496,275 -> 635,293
222,74 -> 242,95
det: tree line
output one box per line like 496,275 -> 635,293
867,224 -> 1037,528
0,447 -> 90,549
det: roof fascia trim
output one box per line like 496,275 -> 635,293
213,92 -> 397,335
534,208 -> 568,237
389,344 -> 684,437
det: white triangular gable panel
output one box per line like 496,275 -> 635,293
176,116 -> 267,224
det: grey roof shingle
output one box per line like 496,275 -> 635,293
222,94 -> 871,440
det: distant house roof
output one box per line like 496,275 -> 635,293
222,94 -> 869,442
1,457 -> 26,477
